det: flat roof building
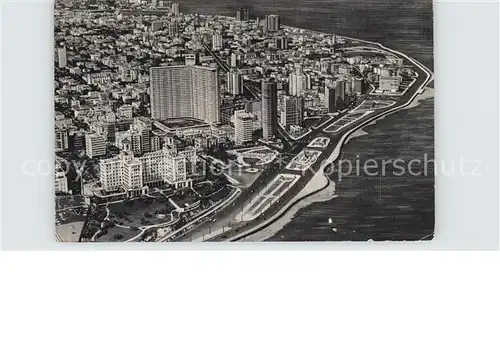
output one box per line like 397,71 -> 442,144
234,110 -> 254,146
150,65 -> 220,124
212,33 -> 223,50
55,160 -> 69,194
85,133 -> 106,159
236,8 -> 250,21
227,71 -> 244,96
281,96 -> 304,128
264,14 -> 280,32
57,47 -> 67,68
55,128 -> 69,152
379,75 -> 402,92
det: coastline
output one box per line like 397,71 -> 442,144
53,2 -> 435,243
228,32 -> 434,242
272,97 -> 434,241
266,95 -> 435,241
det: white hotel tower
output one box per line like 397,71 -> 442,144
234,110 -> 254,146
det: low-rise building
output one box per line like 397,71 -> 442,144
54,160 -> 69,194
84,72 -> 114,85
118,105 -> 134,119
379,75 -> 402,92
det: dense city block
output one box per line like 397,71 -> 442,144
54,0 -> 430,242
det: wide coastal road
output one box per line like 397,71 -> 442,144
180,35 -> 433,243
204,36 -> 434,242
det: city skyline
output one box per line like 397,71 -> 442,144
54,0 -> 434,243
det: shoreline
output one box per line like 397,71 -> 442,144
228,33 -> 434,241
72,8 -> 434,242
262,93 -> 434,241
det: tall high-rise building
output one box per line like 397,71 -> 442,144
171,2 -> 180,16
275,36 -> 288,50
261,79 -> 278,140
280,96 -> 304,128
334,79 -> 346,105
69,130 -> 86,152
227,71 -> 244,96
306,74 -> 312,90
230,52 -> 238,68
168,20 -> 179,35
325,79 -> 346,112
55,127 -> 69,152
264,14 -> 280,32
85,133 -> 106,159
236,8 -> 250,21
234,110 -> 254,146
324,86 -> 336,113
289,72 -> 306,96
212,33 -> 223,50
351,77 -> 364,94
191,67 -> 220,124
57,47 -> 67,68
150,65 -> 220,124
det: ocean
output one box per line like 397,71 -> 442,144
180,0 -> 435,241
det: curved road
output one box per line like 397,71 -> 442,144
208,35 -> 434,242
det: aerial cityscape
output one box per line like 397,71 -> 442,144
54,0 -> 435,242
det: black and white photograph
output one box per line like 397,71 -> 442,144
2,2 -> 500,350
54,0 -> 435,243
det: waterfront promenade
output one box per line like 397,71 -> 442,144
206,34 -> 434,242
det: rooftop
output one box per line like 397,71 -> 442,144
154,118 -> 211,130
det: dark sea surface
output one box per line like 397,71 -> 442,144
182,0 -> 435,241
